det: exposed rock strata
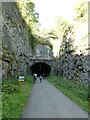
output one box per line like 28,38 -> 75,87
2,2 -> 53,80
55,24 -> 89,82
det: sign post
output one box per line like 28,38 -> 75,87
19,75 -> 25,87
19,76 -> 25,82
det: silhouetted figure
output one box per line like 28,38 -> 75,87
40,75 -> 42,83
33,73 -> 37,83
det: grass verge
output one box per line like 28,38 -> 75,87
2,75 -> 33,119
47,75 -> 89,113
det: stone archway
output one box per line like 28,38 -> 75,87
30,62 -> 51,77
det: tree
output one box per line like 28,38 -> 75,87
53,16 -> 69,40
17,0 -> 39,34
74,0 -> 88,22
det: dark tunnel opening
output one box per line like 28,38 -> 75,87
30,62 -> 51,77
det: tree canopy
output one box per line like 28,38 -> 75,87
17,0 -> 39,34
53,16 -> 69,40
74,0 -> 88,22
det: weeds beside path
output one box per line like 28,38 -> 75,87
2,75 -> 33,119
47,75 -> 89,113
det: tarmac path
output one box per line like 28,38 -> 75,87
21,77 -> 88,118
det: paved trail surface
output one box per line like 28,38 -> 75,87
22,77 -> 88,118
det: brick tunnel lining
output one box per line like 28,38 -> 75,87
30,62 -> 51,77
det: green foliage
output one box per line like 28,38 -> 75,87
24,75 -> 33,83
17,0 -> 52,51
38,37 -> 52,48
2,75 -> 33,118
17,0 -> 39,33
47,75 -> 88,112
38,40 -> 52,48
31,35 -> 53,49
82,34 -> 88,41
2,77 -> 19,94
17,0 -> 52,50
74,0 -> 88,22
2,84 -> 19,94
30,34 -> 38,51
16,0 -> 40,50
39,29 -> 58,39
54,16 -> 69,39
48,29 -> 58,37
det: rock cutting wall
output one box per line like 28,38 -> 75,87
2,2 -> 32,79
54,24 -> 89,82
34,44 -> 53,58
2,2 -> 89,83
2,2 -> 54,80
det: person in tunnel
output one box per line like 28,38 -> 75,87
39,75 -> 42,83
30,62 -> 51,78
33,73 -> 37,83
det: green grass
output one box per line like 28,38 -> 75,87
0,92 -> 2,120
47,75 -> 89,113
2,75 -> 33,119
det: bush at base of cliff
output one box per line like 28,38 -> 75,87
2,77 -> 19,94
2,75 -> 33,118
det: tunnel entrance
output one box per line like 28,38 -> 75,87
30,62 -> 51,77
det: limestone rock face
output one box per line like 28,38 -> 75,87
2,2 -> 32,79
2,2 -> 53,80
55,24 -> 89,82
34,44 -> 53,59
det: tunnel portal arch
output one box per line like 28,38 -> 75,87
30,62 -> 51,77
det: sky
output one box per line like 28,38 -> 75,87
33,0 -> 83,30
